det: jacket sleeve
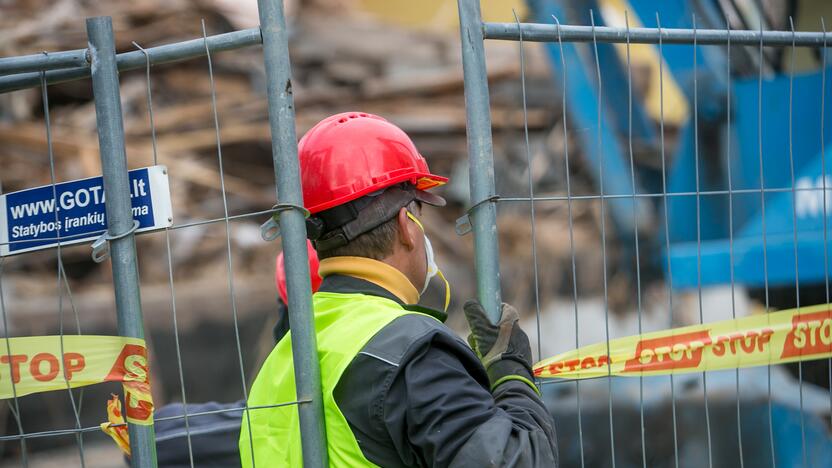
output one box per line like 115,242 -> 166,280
390,331 -> 559,467
335,314 -> 558,467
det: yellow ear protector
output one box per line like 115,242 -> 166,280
407,211 -> 451,312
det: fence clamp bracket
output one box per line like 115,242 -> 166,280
260,203 -> 311,241
455,195 -> 500,236
91,220 -> 140,263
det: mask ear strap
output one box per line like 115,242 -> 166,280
437,269 -> 450,312
406,211 -> 424,231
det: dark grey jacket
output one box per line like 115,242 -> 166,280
325,275 -> 559,467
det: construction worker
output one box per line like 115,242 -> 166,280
273,240 -> 323,342
240,112 -> 558,466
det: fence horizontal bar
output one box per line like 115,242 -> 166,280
0,400 -> 307,442
0,49 -> 88,75
499,185 -> 816,202
0,207 -> 281,248
0,27 -> 262,94
483,22 -> 831,47
153,400 -> 310,423
2,184 -> 824,248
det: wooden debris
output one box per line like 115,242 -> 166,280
0,0 -> 628,401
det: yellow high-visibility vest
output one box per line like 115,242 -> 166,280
239,291 -> 432,467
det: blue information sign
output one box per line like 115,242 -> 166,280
0,166 -> 172,256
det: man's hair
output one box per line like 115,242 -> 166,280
316,201 -> 418,260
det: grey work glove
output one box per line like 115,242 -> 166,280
463,300 -> 539,393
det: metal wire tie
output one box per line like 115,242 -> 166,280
91,219 -> 140,263
260,203 -> 311,241
455,195 -> 500,236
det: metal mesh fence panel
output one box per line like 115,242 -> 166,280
458,0 -> 832,466
0,1 -> 326,466
2,1 -> 832,467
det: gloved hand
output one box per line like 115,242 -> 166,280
463,300 -> 539,393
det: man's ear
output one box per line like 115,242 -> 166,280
396,207 -> 417,251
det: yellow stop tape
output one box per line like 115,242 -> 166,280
101,394 -> 132,455
0,335 -> 153,425
534,303 -> 832,379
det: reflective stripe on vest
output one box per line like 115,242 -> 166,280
239,292 -> 432,467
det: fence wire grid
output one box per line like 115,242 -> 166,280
0,1 -> 326,467
459,1 -> 832,467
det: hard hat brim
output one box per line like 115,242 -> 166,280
307,172 -> 447,214
414,189 -> 446,207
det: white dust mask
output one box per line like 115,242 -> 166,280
407,212 -> 450,312
422,234 -> 438,294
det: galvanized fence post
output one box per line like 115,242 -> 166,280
86,16 -> 158,468
457,0 -> 503,323
256,0 -> 329,466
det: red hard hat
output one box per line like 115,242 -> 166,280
298,112 -> 448,214
275,240 -> 322,304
